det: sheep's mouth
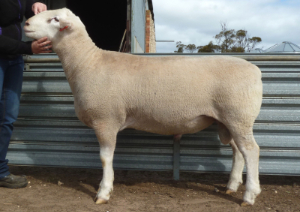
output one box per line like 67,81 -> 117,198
24,30 -> 34,33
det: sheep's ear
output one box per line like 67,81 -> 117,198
59,19 -> 72,32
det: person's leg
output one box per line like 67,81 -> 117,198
0,56 -> 27,188
0,57 -> 10,179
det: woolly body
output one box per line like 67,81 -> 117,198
25,8 -> 263,206
62,49 -> 261,136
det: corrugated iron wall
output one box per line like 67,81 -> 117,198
7,53 -> 300,177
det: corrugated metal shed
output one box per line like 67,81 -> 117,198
7,53 -> 300,179
265,41 -> 300,53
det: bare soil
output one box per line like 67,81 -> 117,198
0,166 -> 300,212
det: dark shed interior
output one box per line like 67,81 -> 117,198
67,1 -> 127,51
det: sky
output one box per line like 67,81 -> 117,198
151,0 -> 300,53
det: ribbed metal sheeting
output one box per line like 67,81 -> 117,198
7,53 -> 300,177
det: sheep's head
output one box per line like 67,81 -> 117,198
24,8 -> 83,41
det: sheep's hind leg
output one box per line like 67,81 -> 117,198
218,122 -> 244,194
93,126 -> 118,204
226,140 -> 244,194
231,129 -> 261,206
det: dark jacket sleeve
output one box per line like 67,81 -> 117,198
25,0 -> 37,19
0,35 -> 32,55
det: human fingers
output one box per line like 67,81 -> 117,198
42,40 -> 52,46
37,37 -> 48,44
38,4 -> 47,13
39,40 -> 52,48
32,3 -> 47,15
37,38 -> 52,51
32,40 -> 52,54
32,4 -> 37,15
42,45 -> 52,51
33,3 -> 47,14
39,40 -> 52,51
41,48 -> 53,53
37,43 -> 52,53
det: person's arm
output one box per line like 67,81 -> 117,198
0,35 -> 32,55
0,35 -> 52,55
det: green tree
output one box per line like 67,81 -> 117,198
214,23 -> 235,52
175,24 -> 261,53
185,44 -> 197,53
248,37 -> 262,52
214,23 -> 262,53
174,41 -> 186,53
197,41 -> 220,53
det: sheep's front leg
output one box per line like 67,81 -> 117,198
94,127 -> 117,204
226,140 -> 245,194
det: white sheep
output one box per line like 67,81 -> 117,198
24,8 -> 263,206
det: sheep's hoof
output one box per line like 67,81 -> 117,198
225,189 -> 235,195
94,197 -> 108,204
241,201 -> 252,207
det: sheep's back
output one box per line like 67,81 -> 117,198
73,53 -> 262,130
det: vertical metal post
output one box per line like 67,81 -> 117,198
173,135 -> 181,181
126,0 -> 132,53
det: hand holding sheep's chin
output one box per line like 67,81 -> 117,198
31,37 -> 52,54
32,2 -> 47,15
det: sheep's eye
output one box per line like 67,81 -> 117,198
48,17 -> 59,23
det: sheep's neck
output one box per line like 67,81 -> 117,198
53,32 -> 101,82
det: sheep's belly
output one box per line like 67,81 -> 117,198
122,115 -> 215,135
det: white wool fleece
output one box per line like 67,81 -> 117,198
25,8 -> 263,206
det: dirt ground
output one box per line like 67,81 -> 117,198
0,166 -> 300,212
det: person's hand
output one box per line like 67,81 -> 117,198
31,37 -> 52,54
32,2 -> 47,15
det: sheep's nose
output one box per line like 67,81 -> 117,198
25,21 -> 30,26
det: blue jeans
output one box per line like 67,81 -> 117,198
0,55 -> 24,179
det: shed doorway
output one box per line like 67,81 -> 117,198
67,1 -> 127,52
